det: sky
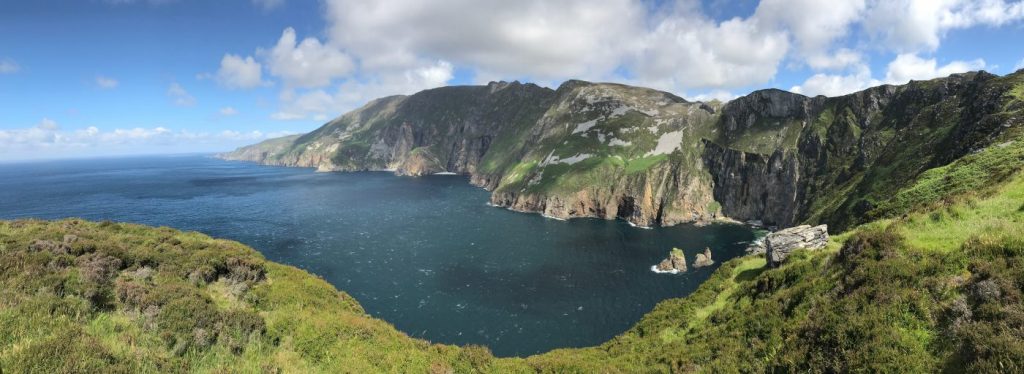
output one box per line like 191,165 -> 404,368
1,0 -> 1023,161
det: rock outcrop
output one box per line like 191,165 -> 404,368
654,248 -> 687,273
693,247 -> 715,268
765,225 -> 829,267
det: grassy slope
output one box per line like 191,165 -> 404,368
0,220 -> 516,373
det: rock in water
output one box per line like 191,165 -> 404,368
765,225 -> 829,267
654,248 -> 687,273
693,247 -> 715,268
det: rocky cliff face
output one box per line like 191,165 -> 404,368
481,80 -> 722,226
702,71 -> 1021,230
221,71 -> 1024,229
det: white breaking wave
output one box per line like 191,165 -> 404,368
650,265 -> 681,274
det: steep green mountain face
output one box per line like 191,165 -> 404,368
482,81 -> 722,226
705,71 -> 1024,230
221,82 -> 557,176
223,71 -> 1024,230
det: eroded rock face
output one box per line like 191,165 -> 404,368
655,248 -> 687,273
765,225 -> 829,267
693,247 -> 715,268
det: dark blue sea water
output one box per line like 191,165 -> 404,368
0,155 -> 754,357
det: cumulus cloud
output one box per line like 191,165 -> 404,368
264,28 -> 355,88
804,48 -> 864,71
324,0 -> 642,80
884,53 -> 985,84
167,82 -> 196,106
755,0 -> 866,68
632,5 -> 789,91
791,53 -> 986,97
0,58 -> 19,74
791,65 -> 881,97
216,54 -> 265,89
686,90 -> 739,103
864,0 -> 1024,52
219,107 -> 239,116
95,75 -> 119,89
37,118 -> 60,131
272,60 -> 454,121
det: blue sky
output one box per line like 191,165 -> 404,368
1,0 -> 1023,160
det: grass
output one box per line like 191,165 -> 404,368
871,140 -> 1024,220
718,117 -> 804,155
685,256 -> 765,329
624,154 -> 667,174
890,173 -> 1024,252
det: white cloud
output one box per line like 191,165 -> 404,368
324,0 -> 643,80
755,0 -> 866,65
37,118 -> 60,131
792,52 -> 987,97
271,60 -> 454,121
264,27 -> 355,88
167,82 -> 196,106
1015,58 -> 1024,71
95,75 -> 119,89
632,6 -> 790,91
864,0 -> 1024,52
686,90 -> 739,102
884,53 -> 985,84
216,54 -> 265,89
0,58 -> 19,74
791,65 -> 881,97
251,0 -> 284,11
0,120 -> 297,160
804,49 -> 864,71
219,107 -> 239,116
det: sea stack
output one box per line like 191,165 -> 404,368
655,248 -> 687,273
693,247 -> 715,268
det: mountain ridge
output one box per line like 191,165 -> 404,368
221,70 -> 1023,231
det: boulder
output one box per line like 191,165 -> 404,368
765,224 -> 828,267
693,247 -> 715,268
654,248 -> 687,273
